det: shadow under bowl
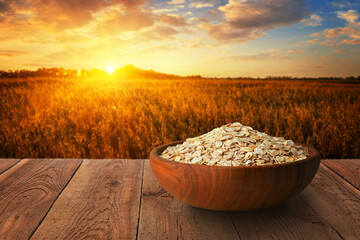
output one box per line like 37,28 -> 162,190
149,140 -> 321,211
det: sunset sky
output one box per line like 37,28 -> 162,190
0,0 -> 359,77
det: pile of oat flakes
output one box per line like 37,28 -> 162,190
160,122 -> 309,166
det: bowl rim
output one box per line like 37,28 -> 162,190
150,140 -> 321,169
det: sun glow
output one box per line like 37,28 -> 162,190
106,65 -> 115,75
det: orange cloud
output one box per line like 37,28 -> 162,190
307,39 -> 319,43
310,10 -> 360,46
138,26 -> 179,42
301,14 -> 323,27
323,27 -> 354,38
93,8 -> 154,36
0,1 -> 12,15
337,9 -> 359,23
0,0 -> 151,32
342,39 -> 360,45
206,24 -> 265,43
158,14 -> 188,26
0,50 -> 27,57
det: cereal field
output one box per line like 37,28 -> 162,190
0,77 -> 359,159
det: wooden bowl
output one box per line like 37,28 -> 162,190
149,141 -> 321,211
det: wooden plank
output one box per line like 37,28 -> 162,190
322,159 -> 360,190
230,196 -> 343,239
0,159 -> 20,174
137,160 -> 240,240
0,159 -> 82,240
31,159 -> 143,240
300,163 -> 360,240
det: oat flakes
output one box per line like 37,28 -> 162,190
160,122 -> 310,166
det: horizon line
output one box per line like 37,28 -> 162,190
1,66 -> 360,79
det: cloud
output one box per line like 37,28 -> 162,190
206,25 -> 266,43
0,0 -> 151,31
45,46 -> 97,62
310,10 -> 360,46
301,14 -> 323,27
207,8 -> 220,16
189,0 -> 217,9
0,1 -> 11,13
306,39 -> 319,43
330,1 -> 351,9
153,8 -> 178,14
56,0 -> 147,12
0,0 -> 160,47
158,14 -> 187,26
168,0 -> 186,4
342,39 -> 360,44
24,62 -> 63,68
0,50 -> 27,57
54,33 -> 91,43
320,39 -> 338,47
337,10 -> 359,23
322,27 -> 354,38
153,26 -> 178,36
220,48 -> 304,61
0,1 -> 16,23
219,0 -> 308,30
310,32 -> 320,37
139,26 -> 179,41
0,0 -> 191,65
189,17 -> 209,24
206,0 -> 309,42
287,50 -> 304,54
93,8 -> 154,36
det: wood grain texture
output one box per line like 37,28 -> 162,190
0,159 -> 20,174
0,159 -> 82,240
31,159 -> 143,240
300,163 -> 360,240
150,141 -> 321,211
322,159 -> 360,190
138,160 -> 240,240
231,190 -> 343,239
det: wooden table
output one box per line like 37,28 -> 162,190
0,159 -> 359,240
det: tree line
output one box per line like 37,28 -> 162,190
1,66 -> 359,82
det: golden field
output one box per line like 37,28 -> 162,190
0,76 -> 359,159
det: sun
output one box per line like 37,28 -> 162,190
106,65 -> 115,75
